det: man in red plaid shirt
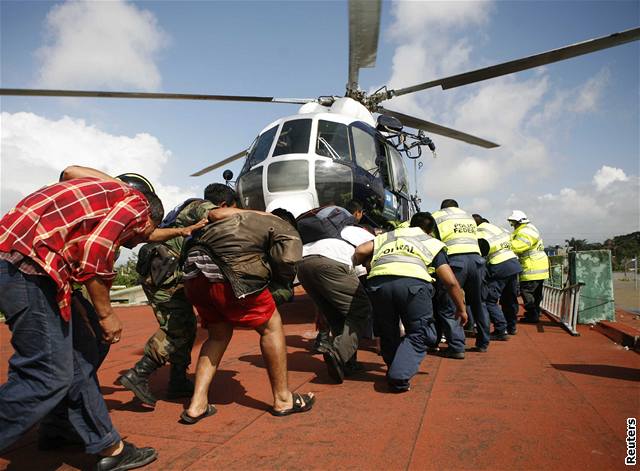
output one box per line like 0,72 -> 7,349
0,176 -> 163,471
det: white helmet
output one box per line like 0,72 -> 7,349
507,210 -> 529,224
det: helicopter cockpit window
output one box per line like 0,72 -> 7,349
351,126 -> 377,174
273,119 -> 311,156
316,120 -> 351,161
387,144 -> 409,194
247,126 -> 278,166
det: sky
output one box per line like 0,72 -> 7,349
1,0 -> 638,246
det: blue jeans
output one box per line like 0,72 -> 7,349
0,260 -> 120,454
367,276 -> 437,390
437,253 -> 490,350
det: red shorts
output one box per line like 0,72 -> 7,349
184,274 -> 275,328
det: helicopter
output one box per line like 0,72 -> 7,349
1,1 -> 638,227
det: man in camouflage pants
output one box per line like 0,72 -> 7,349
118,184 -> 237,406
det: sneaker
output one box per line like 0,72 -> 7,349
95,441 -> 157,471
471,346 -> 488,353
507,327 -> 517,335
490,331 -> 509,341
440,348 -> 465,360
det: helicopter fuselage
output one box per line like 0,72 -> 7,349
234,98 -> 414,226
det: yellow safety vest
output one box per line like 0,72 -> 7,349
368,227 -> 445,283
510,223 -> 549,281
477,222 -> 518,265
432,207 -> 480,255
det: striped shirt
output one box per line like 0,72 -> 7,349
182,249 -> 224,282
0,177 -> 151,320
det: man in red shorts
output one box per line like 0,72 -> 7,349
179,209 -> 315,422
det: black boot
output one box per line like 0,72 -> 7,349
117,356 -> 160,406
167,364 -> 194,399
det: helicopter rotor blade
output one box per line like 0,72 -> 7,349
379,107 -> 500,149
0,88 -> 317,105
190,150 -> 248,177
390,27 -> 640,97
348,0 -> 382,91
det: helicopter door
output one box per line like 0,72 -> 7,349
315,120 -> 353,207
385,143 -> 411,221
349,123 -> 385,220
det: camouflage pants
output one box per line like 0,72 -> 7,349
142,285 -> 197,368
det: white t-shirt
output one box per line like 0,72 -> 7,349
302,226 -> 374,273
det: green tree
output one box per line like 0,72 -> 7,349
114,258 -> 140,287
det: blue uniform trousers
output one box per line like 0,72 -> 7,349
501,274 -> 520,330
437,253 -> 490,350
0,260 -> 120,454
366,276 -> 437,390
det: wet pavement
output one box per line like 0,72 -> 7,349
1,289 -> 638,470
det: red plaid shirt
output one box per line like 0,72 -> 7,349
0,178 -> 151,320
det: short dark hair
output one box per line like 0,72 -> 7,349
410,212 -> 435,234
440,199 -> 458,209
144,192 -> 164,225
270,208 -> 297,230
204,183 -> 236,206
472,213 -> 489,225
345,199 -> 363,214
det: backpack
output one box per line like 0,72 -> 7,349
136,242 -> 182,288
296,205 -> 356,244
159,198 -> 201,228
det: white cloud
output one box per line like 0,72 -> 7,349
36,0 -> 169,90
593,165 -> 629,191
0,112 -> 195,215
491,170 -> 639,245
529,68 -> 609,127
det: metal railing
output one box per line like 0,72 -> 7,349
541,282 -> 584,336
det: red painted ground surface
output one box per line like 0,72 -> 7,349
1,290 -> 639,470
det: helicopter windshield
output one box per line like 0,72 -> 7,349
351,126 -> 377,173
316,120 -> 351,161
246,125 -> 278,167
273,119 -> 311,156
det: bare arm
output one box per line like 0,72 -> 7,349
84,277 -> 123,343
353,240 -> 374,266
147,218 -> 208,242
60,165 -> 119,183
435,264 -> 468,326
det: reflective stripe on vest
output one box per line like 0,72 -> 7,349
478,222 -> 517,265
373,255 -> 428,268
487,248 -> 511,262
368,227 -> 445,283
385,232 -> 434,259
432,207 -> 480,256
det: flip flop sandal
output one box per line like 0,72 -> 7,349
179,404 -> 217,424
269,393 -> 315,417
